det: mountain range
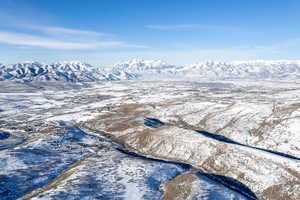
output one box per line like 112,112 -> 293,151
1,59 -> 300,82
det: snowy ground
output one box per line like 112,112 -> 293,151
0,80 -> 300,200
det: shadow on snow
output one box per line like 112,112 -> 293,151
195,130 -> 300,161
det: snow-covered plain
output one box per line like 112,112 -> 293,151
1,77 -> 300,199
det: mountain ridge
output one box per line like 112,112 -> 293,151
0,61 -> 136,82
1,59 -> 300,82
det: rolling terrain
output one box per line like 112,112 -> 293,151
0,61 -> 300,199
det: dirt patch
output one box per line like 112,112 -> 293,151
161,173 -> 198,200
262,184 -> 296,200
86,103 -> 153,135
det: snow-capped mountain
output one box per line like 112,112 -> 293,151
0,61 -> 136,82
2,59 -> 300,82
180,60 -> 300,80
113,59 -> 300,80
113,59 -> 182,74
112,59 -> 183,80
104,71 -> 139,81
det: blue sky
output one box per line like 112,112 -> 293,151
0,0 -> 300,66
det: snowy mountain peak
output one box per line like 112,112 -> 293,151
114,59 -> 181,74
53,61 -> 93,68
181,60 -> 300,79
0,61 -> 136,82
112,59 -> 300,80
1,59 -> 300,82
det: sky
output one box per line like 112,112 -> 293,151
0,0 -> 300,66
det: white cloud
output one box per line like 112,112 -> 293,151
0,31 -> 128,50
0,23 -> 148,50
145,24 -> 234,31
27,25 -> 110,38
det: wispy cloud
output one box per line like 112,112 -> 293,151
145,24 -> 234,31
0,25 -> 146,50
0,30 -> 137,50
27,25 -> 110,39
